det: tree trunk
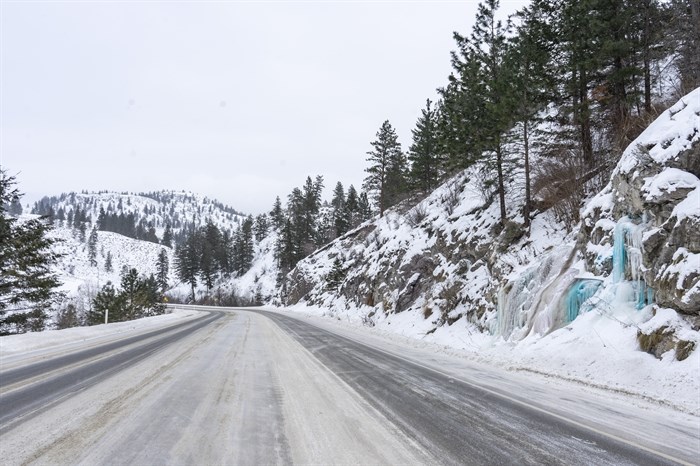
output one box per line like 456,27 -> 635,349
579,71 -> 594,168
643,0 -> 652,113
523,118 -> 531,230
496,140 -> 507,224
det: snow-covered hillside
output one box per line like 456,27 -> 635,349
49,226 -> 176,296
278,89 -> 700,414
33,190 -> 247,241
26,190 -> 261,322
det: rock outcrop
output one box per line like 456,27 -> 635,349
581,88 -> 700,315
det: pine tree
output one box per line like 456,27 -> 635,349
270,196 -> 284,230
408,99 -> 443,194
161,223 -> 173,247
466,0 -> 514,224
140,274 -> 165,316
331,182 -> 349,237
220,230 -> 234,276
121,268 -> 142,320
156,248 -> 169,293
97,207 -> 107,229
274,218 -> 297,274
666,0 -> 700,92
0,170 -> 62,334
235,217 -> 254,275
199,223 -> 220,290
358,192 -> 372,222
324,257 -> 346,291
89,282 -> 125,325
363,120 -> 406,216
8,197 -> 22,216
175,234 -> 200,301
509,2 -> 556,229
88,227 -> 98,267
254,214 -> 269,242
345,185 -> 360,228
300,176 -> 324,251
105,251 -> 113,273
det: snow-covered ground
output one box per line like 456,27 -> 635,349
49,226 -> 176,297
0,308 -> 200,361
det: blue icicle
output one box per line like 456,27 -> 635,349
565,279 -> 602,322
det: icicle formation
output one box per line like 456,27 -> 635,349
494,245 -> 576,340
565,279 -> 602,322
611,216 -> 653,310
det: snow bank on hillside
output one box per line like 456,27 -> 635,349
234,233 -> 279,300
617,87 -> 700,174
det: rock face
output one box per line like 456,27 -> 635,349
280,172 -> 547,330
281,88 -> 700,340
581,88 -> 700,315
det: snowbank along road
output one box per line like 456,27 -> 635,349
0,305 -> 697,465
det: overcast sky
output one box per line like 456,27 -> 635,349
1,0 -> 527,214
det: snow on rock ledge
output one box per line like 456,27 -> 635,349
581,87 -> 700,315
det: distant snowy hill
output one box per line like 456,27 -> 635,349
28,190 -> 273,318
33,190 -> 247,244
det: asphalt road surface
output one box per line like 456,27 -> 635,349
1,306 -> 697,465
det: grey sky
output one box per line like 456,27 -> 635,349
1,1 -> 526,214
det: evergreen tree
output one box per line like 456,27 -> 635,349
156,248 -> 169,293
0,170 -> 62,334
8,197 -> 22,216
324,257 -> 347,291
88,227 -> 98,267
105,251 -> 113,273
220,230 -> 234,276
161,223 -> 173,247
89,282 -> 125,325
274,218 -> 297,274
78,221 -> 87,242
666,0 -> 700,92
121,267 -> 142,320
509,2 -> 556,229
254,214 -> 269,242
408,99 -> 443,194
301,176 -> 324,250
270,196 -> 284,230
199,223 -> 219,290
175,234 -> 200,301
234,217 -> 255,275
315,209 -> 335,246
345,185 -> 360,228
358,192 -> 372,222
97,207 -> 106,229
363,120 -> 406,216
140,274 -> 165,316
465,0 -> 514,223
331,182 -> 349,237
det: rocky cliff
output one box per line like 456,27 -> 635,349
581,89 -> 700,316
281,89 -> 700,361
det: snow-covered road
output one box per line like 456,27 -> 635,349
1,306 -> 697,465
